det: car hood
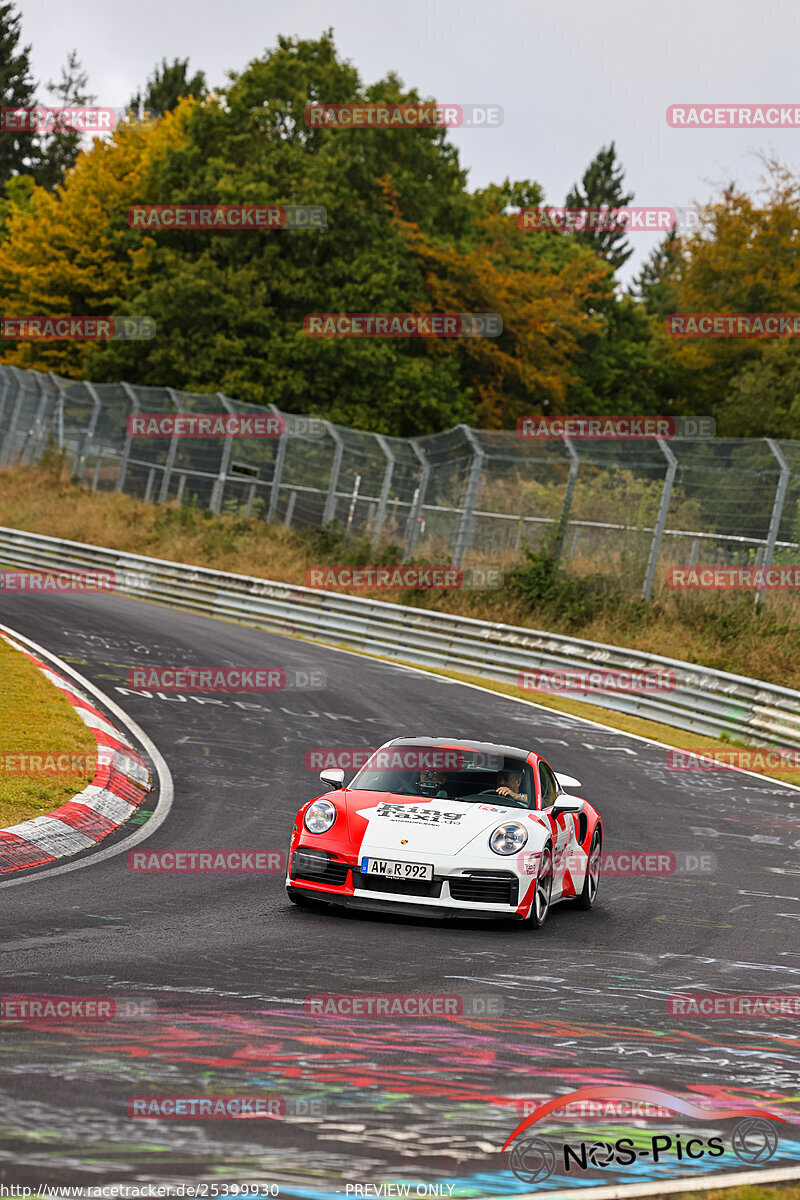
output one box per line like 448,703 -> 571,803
341,790 -> 550,857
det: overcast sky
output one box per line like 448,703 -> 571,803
16,0 -> 800,284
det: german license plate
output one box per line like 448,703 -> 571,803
361,857 -> 433,880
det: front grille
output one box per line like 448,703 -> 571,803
292,849 -> 349,886
448,872 -> 518,906
353,870 -> 443,898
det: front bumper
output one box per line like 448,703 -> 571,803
287,846 -> 532,919
287,885 -> 528,921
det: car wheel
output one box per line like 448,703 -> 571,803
575,827 -> 601,910
528,845 -> 553,929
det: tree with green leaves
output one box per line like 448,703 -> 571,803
0,32 -> 670,435
129,57 -> 206,119
93,33 -> 479,432
0,169 -> 33,241
0,108 -> 184,376
651,167 -> 800,432
631,228 -> 681,318
0,1 -> 39,186
564,288 -> 678,416
724,339 -> 800,438
35,50 -> 94,192
565,142 -> 634,272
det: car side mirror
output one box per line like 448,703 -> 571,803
552,796 -> 583,814
319,768 -> 345,790
554,772 -> 581,790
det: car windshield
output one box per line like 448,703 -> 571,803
349,746 -> 533,809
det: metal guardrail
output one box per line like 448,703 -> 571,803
1,524 -> 799,748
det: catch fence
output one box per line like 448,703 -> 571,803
1,364 -> 799,600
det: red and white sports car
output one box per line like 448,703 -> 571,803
286,738 -> 602,926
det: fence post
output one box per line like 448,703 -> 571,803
21,372 -> 51,464
404,440 -> 430,560
51,373 -> 79,472
74,382 -> 103,481
372,434 -> 395,549
756,439 -> 791,610
453,426 -> 485,569
16,371 -> 42,465
158,388 -> 184,503
48,371 -> 66,452
346,474 -> 361,536
267,404 -> 287,523
0,367 -> 10,438
283,490 -> 297,527
117,382 -> 139,492
322,422 -> 344,526
1,369 -> 29,466
210,392 -> 236,515
642,437 -> 677,601
553,435 -> 580,561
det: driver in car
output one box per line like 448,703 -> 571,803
496,769 -> 525,804
418,768 -> 449,798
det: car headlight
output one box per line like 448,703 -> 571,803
304,799 -> 337,834
489,822 -> 528,855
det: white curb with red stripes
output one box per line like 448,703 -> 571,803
0,632 -> 153,874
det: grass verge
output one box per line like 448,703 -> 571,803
0,634 -> 97,827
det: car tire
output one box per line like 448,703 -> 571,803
575,827 -> 601,910
528,844 -> 553,929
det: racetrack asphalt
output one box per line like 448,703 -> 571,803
0,589 -> 798,1197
